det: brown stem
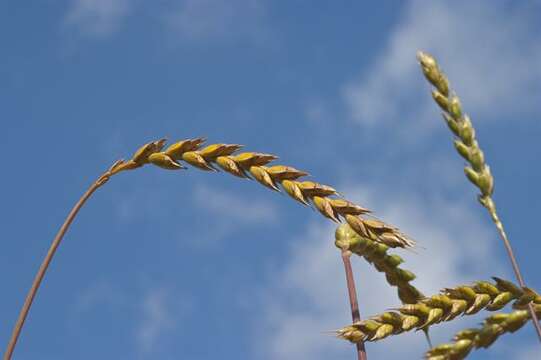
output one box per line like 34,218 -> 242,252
341,250 -> 367,360
3,165 -> 118,360
484,199 -> 541,342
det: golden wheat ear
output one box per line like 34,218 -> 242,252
137,138 -> 416,249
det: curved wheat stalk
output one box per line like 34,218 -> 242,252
4,138 -> 415,360
3,159 -> 124,360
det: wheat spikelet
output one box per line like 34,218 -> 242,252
425,305 -> 541,360
113,137 -> 415,249
336,278 -> 540,343
335,224 -> 423,304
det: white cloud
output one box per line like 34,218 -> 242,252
72,280 -> 190,356
257,183 -> 507,360
189,183 -> 280,245
71,279 -> 125,315
343,1 -> 541,130
193,183 -> 279,224
113,179 -> 179,223
137,288 -> 175,354
65,0 -> 131,36
165,0 -> 271,44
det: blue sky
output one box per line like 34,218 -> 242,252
1,1 -> 541,359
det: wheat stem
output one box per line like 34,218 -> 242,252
3,160 -> 129,360
486,203 -> 541,341
341,250 -> 368,360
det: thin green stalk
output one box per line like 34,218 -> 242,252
483,199 -> 541,342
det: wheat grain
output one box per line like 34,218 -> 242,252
425,305 -> 541,360
336,278 -> 540,343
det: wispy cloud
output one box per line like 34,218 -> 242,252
67,279 -> 127,333
257,183 -> 505,359
137,288 -> 175,354
343,1 -> 541,131
71,279 -> 126,315
65,0 -> 132,36
193,184 -> 279,225
191,183 -> 279,243
165,0 -> 271,45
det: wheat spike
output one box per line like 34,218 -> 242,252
425,305 -> 541,360
418,50 -> 541,340
417,51 -> 493,200
114,137 -> 415,249
335,224 -> 423,304
336,278 -> 540,343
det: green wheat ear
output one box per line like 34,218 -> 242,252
417,51 -> 493,200
417,50 -> 541,341
426,305 -> 541,360
336,278 -> 540,343
335,224 -> 423,305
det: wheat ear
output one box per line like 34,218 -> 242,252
138,137 -> 415,248
335,224 -> 423,305
336,223 -> 430,351
426,304 -> 541,360
417,51 -> 541,341
336,278 -> 540,343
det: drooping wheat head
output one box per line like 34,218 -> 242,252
112,137 -> 416,249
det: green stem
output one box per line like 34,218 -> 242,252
482,196 -> 541,342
